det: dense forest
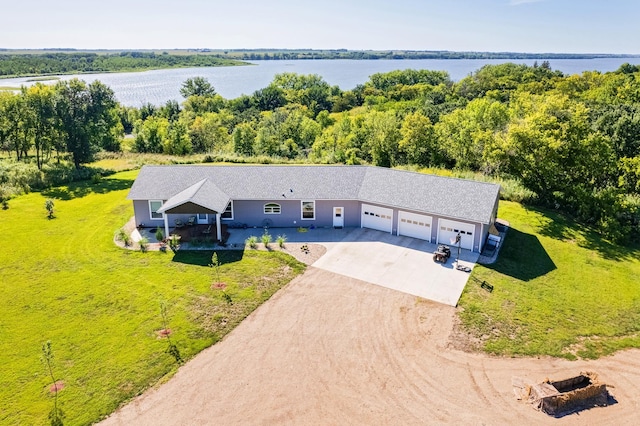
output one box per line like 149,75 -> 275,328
2,62 -> 640,243
0,52 -> 245,77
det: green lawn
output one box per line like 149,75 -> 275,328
0,170 -> 305,425
459,201 -> 640,360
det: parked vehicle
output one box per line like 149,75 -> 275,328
433,245 -> 451,263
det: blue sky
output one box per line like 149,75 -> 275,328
2,0 -> 638,54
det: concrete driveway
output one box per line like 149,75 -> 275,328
226,226 -> 477,306
312,228 -> 478,306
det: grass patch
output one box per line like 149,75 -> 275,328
0,170 -> 305,425
458,201 -> 640,360
26,76 -> 61,82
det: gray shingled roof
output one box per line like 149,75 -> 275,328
127,165 -> 500,224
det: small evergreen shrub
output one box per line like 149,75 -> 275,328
155,227 -> 164,242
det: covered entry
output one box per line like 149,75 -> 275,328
361,204 -> 393,233
437,218 -> 475,251
398,211 -> 432,241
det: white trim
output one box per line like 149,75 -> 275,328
164,215 -> 169,240
301,200 -> 315,220
264,202 -> 281,214
149,200 -> 164,220
216,213 -> 222,241
221,201 -> 234,220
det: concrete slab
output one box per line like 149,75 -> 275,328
312,228 -> 478,306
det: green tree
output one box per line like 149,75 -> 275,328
362,110 -> 401,167
54,79 -> 118,168
251,85 -> 287,111
41,341 -> 64,426
188,111 -> 232,153
271,73 -> 333,117
180,77 -> 216,98
232,122 -> 256,156
499,93 -> 616,204
134,116 -> 169,153
22,84 -> 58,169
436,97 -> 508,171
399,111 -> 440,166
163,121 -> 192,155
0,92 -> 30,161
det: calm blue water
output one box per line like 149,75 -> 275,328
2,58 -> 637,107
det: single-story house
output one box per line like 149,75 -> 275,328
126,165 -> 501,252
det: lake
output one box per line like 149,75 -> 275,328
2,58 -> 638,107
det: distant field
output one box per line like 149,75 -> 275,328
0,170 -> 305,425
459,201 -> 640,359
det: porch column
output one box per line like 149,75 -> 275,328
216,213 -> 222,242
164,214 -> 170,239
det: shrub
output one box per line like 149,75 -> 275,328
45,199 -> 55,219
116,228 -> 131,246
245,235 -> 258,249
261,233 -> 272,248
139,237 -> 149,252
168,234 -> 180,251
276,234 -> 287,248
155,227 -> 164,242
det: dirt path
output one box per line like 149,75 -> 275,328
101,267 -> 640,425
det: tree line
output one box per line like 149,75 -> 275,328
2,62 -> 640,242
231,50 -> 635,61
0,52 -> 244,77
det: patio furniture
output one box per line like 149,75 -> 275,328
174,219 -> 185,228
202,225 -> 212,235
188,216 -> 196,226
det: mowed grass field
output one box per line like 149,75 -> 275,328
459,201 -> 640,359
0,170 -> 305,425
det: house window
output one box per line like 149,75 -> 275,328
221,201 -> 233,219
264,203 -> 281,214
301,201 -> 315,220
149,200 -> 164,220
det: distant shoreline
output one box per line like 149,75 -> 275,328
1,49 -> 638,80
1,48 -> 638,59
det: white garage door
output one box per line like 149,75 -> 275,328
438,219 -> 475,251
361,204 -> 393,233
398,211 -> 432,241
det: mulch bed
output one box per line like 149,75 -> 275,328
49,380 -> 65,393
156,328 -> 172,338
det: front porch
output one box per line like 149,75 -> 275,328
133,222 -> 229,248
